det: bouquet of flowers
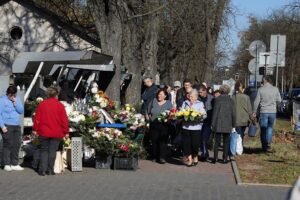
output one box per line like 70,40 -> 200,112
113,137 -> 144,158
124,104 -> 135,112
25,97 -> 44,117
83,128 -> 123,155
90,90 -> 115,110
175,108 -> 205,122
111,110 -> 132,124
157,108 -> 177,123
68,111 -> 86,123
157,110 -> 171,123
111,106 -> 146,130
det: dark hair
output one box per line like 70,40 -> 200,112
198,84 -> 207,91
6,85 -> 17,95
46,86 -> 59,98
234,81 -> 244,92
213,89 -> 221,94
143,76 -> 152,81
183,79 -> 192,84
263,75 -> 273,84
156,89 -> 169,100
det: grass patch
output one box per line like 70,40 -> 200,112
236,118 -> 300,185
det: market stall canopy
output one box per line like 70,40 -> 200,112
12,50 -> 115,74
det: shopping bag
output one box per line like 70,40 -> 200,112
54,151 -> 65,174
236,134 -> 243,155
248,122 -> 257,137
230,130 -> 238,156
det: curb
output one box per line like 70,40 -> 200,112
230,158 -> 242,185
230,158 -> 292,188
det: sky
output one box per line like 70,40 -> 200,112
229,0 -> 290,57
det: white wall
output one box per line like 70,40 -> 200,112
0,1 -> 101,75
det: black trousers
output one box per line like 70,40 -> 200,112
182,129 -> 200,157
39,136 -> 61,173
150,122 -> 169,160
2,125 -> 21,166
214,132 -> 230,161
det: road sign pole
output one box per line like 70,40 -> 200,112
275,35 -> 279,87
255,44 -> 258,89
263,54 -> 269,76
281,68 -> 284,93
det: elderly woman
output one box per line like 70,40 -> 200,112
211,85 -> 236,164
181,89 -> 206,167
147,89 -> 173,164
33,87 -> 69,176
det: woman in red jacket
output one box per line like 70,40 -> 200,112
33,87 -> 69,176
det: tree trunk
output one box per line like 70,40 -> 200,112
203,0 -> 228,83
122,20 -> 143,105
89,0 -> 122,102
142,13 -> 160,84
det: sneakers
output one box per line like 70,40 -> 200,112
10,165 -> 24,171
4,165 -> 12,171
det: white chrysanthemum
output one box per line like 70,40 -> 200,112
100,101 -> 108,108
36,97 -> 44,103
78,114 -> 86,122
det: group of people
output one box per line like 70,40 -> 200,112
0,85 -> 69,176
142,75 -> 281,166
0,74 -> 281,174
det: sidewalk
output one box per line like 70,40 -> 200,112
0,159 -> 290,200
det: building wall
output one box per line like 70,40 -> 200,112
0,1 -> 100,75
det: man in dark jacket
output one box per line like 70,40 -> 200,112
176,79 -> 193,109
198,85 -> 214,161
141,77 -> 157,116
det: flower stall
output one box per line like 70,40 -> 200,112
60,90 -> 146,170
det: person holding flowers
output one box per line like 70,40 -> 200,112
147,89 -> 172,164
33,87 -> 69,176
180,89 -> 206,167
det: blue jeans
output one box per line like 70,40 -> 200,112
259,113 -> 276,151
200,123 -> 211,158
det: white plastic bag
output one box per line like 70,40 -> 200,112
236,134 -> 243,155
54,151 -> 65,174
230,129 -> 238,156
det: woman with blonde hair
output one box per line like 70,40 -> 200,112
211,85 -> 236,164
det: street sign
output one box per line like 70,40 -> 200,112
248,58 -> 257,74
249,40 -> 266,57
270,35 -> 286,67
259,52 -> 270,67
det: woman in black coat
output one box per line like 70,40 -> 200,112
211,85 -> 236,164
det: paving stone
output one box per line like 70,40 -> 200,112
0,159 -> 290,200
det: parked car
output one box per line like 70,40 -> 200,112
283,88 -> 300,117
277,92 -> 289,115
